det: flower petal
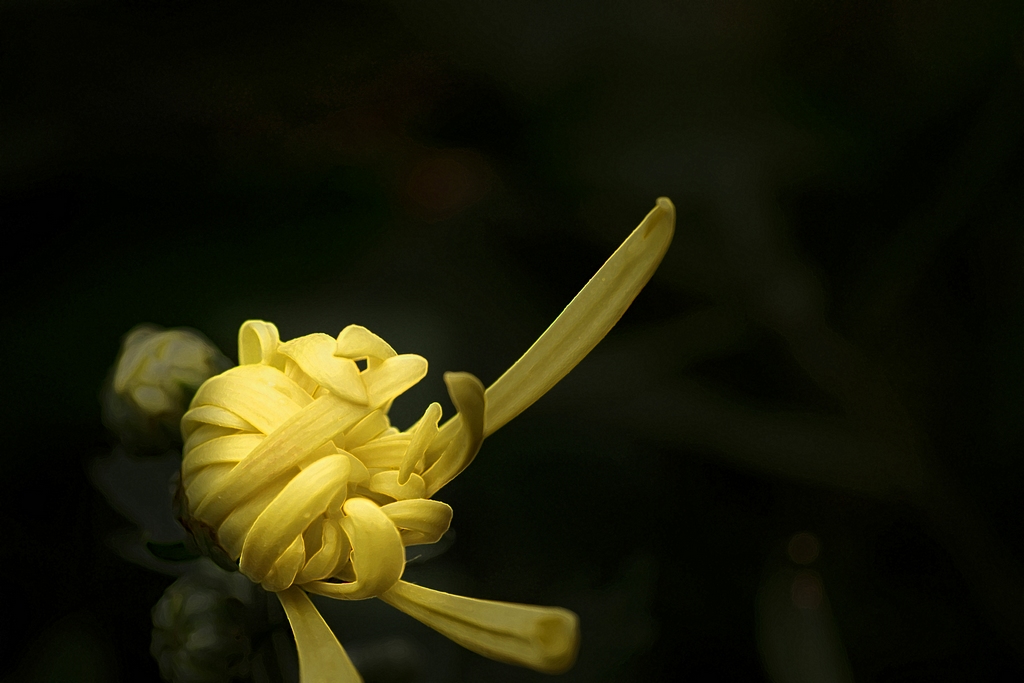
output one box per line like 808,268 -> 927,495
400,402 -> 441,484
335,325 -> 397,366
381,580 -> 579,674
279,333 -> 368,405
368,471 -> 426,501
240,454 -> 352,584
349,439 -> 408,469
191,366 -> 308,434
304,497 -> 404,600
181,405 -> 254,439
342,409 -> 390,450
483,197 -> 675,436
296,518 -> 350,584
194,394 -> 366,526
421,372 -> 485,496
362,354 -> 428,407
382,499 -> 452,546
182,433 -> 263,488
277,586 -> 363,683
218,484 -> 283,559
261,534 -> 306,592
239,320 -> 284,368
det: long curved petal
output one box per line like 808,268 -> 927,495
482,197 -> 675,436
277,586 -> 363,683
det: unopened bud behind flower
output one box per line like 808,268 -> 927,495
103,325 -> 230,452
151,561 -> 256,683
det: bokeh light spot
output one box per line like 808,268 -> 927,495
787,532 -> 820,565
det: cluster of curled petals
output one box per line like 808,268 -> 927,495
181,322 -> 478,593
178,197 -> 675,683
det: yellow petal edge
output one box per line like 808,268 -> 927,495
178,199 -> 674,683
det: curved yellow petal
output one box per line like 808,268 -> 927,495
238,320 -> 284,368
194,394 -> 366,526
335,325 -> 397,366
483,197 -> 675,436
382,499 -> 452,546
191,366 -> 307,434
304,497 -> 404,600
277,586 -> 363,683
422,372 -> 485,495
240,455 -> 351,583
349,439 -> 408,469
218,484 -> 283,559
181,404 -> 254,439
182,433 -> 264,485
183,423 -> 241,452
342,409 -> 390,450
381,580 -> 579,674
296,518 -> 350,584
279,333 -> 368,404
400,402 -> 441,484
261,533 -> 306,592
368,471 -> 426,501
362,354 -> 428,407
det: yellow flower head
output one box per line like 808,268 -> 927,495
178,198 -> 675,682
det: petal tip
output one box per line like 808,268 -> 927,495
533,608 -> 581,674
646,196 -> 676,238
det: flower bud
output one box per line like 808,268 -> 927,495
150,561 -> 256,683
103,325 -> 230,452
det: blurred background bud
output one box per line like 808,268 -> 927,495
151,560 -> 257,683
102,325 -> 230,453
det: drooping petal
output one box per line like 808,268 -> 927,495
483,197 -> 675,436
380,581 -> 579,674
277,586 -> 363,683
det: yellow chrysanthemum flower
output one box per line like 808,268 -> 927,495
177,198 -> 675,682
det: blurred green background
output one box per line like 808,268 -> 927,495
3,0 -> 1024,681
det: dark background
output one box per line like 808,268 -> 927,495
3,1 -> 1024,681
